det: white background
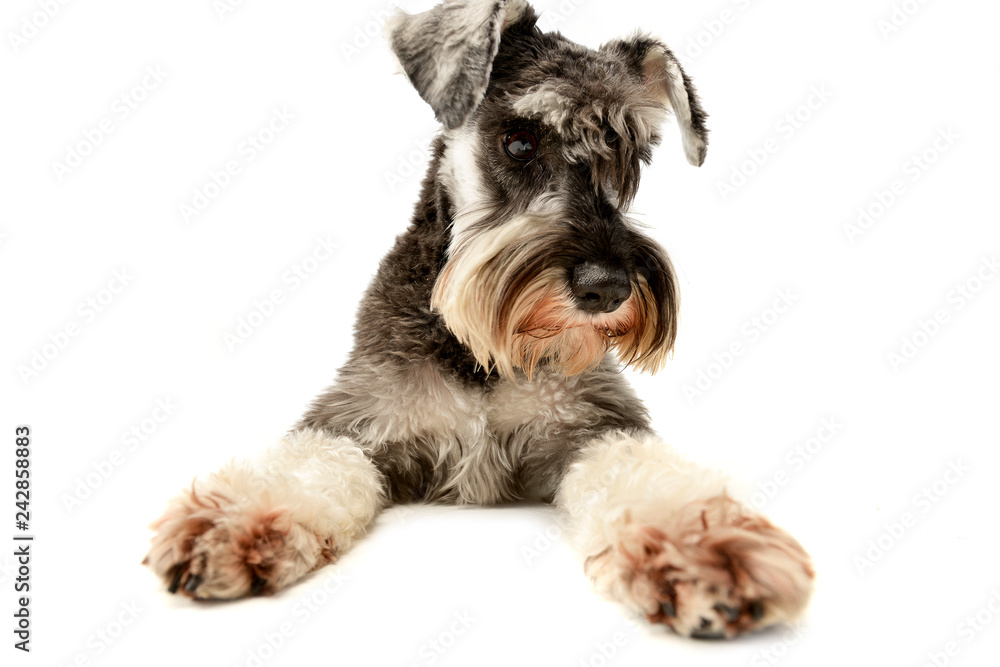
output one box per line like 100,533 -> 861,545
2,0 -> 999,665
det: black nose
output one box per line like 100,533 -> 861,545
570,261 -> 632,313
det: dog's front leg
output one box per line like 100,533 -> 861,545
144,428 -> 386,599
556,430 -> 814,638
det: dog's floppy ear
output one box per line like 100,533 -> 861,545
602,35 -> 709,167
386,0 -> 530,130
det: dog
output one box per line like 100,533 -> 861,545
144,0 -> 813,639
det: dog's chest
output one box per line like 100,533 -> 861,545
375,364 -> 583,439
486,368 -> 595,436
355,362 -> 604,502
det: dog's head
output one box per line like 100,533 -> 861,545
387,0 -> 708,379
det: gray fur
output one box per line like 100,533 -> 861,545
298,0 -> 708,504
387,0 -> 525,130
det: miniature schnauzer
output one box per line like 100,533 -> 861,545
145,0 -> 813,639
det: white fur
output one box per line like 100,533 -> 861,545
557,430 -> 729,561
440,124 -> 488,222
242,428 -> 387,548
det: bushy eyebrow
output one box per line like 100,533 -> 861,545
507,81 -> 662,207
558,117 -> 652,208
587,141 -> 644,207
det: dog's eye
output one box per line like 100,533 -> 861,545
504,130 -> 538,161
605,128 -> 619,145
